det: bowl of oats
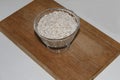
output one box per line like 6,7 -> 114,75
34,8 -> 80,53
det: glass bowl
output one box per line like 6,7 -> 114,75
34,8 -> 80,53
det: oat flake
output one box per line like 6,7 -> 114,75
37,11 -> 77,39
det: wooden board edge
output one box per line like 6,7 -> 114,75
0,28 -> 59,80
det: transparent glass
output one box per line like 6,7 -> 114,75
34,8 -> 80,53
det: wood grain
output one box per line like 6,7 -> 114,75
0,0 -> 120,80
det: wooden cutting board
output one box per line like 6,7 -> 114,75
0,0 -> 120,80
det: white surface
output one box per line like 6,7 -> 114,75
0,0 -> 32,21
54,0 -> 120,43
0,32 -> 54,80
94,55 -> 120,80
